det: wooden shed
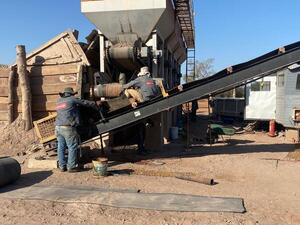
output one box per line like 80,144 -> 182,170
0,31 -> 91,122
0,65 -> 10,121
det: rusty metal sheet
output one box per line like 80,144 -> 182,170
0,111 -> 8,121
0,88 -> 8,97
28,64 -> 79,76
0,78 -> 8,87
0,68 -> 9,78
11,31 -> 89,67
31,83 -> 77,95
14,102 -> 57,112
29,74 -> 77,86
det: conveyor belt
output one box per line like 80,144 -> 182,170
96,41 -> 300,135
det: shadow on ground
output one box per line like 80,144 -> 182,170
80,115 -> 298,165
104,140 -> 296,165
0,171 -> 53,193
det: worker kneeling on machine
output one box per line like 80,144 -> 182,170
55,87 -> 98,173
122,66 -> 160,108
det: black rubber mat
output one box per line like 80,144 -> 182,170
0,185 -> 246,213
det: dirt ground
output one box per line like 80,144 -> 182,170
1,122 -> 300,225
0,118 -> 38,157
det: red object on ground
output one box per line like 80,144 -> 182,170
268,120 -> 276,137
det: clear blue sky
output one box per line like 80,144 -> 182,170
1,0 -> 300,72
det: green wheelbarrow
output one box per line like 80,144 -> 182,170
206,124 -> 236,144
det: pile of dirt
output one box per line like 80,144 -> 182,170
0,117 -> 39,157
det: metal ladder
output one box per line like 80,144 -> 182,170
185,48 -> 196,148
185,48 -> 196,82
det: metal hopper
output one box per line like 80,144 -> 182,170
81,0 -> 167,44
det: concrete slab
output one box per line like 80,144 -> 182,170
27,158 -> 57,169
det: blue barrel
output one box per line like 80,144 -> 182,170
169,127 -> 179,140
0,157 -> 21,187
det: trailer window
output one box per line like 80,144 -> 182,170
251,81 -> 271,91
296,74 -> 300,90
277,74 -> 284,87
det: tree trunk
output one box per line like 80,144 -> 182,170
7,67 -> 15,124
16,45 -> 32,131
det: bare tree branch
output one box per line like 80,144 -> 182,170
195,58 -> 215,79
185,58 -> 215,82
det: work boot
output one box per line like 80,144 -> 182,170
59,166 -> 67,172
67,167 -> 81,173
131,102 -> 138,108
128,98 -> 138,108
137,149 -> 149,156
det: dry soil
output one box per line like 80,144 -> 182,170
0,126 -> 299,225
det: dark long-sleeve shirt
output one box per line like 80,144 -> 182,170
55,96 -> 97,127
122,76 -> 160,101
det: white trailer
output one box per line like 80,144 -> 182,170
245,64 -> 300,142
245,75 -> 277,120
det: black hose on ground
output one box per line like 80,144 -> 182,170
0,157 -> 21,187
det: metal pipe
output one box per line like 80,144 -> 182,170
175,176 -> 215,186
0,157 -> 21,187
107,46 -> 139,71
94,83 -> 123,98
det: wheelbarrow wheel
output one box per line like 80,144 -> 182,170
206,129 -> 218,144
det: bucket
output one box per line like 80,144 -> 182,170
169,127 -> 179,140
92,157 -> 108,177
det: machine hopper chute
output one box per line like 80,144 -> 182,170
81,0 -> 166,45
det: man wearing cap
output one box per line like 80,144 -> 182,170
122,67 -> 159,155
122,66 -> 160,108
55,87 -> 98,172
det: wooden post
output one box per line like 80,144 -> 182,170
7,66 -> 15,124
16,45 -> 32,131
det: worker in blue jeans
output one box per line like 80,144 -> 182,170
55,87 -> 98,172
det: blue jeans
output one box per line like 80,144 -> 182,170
55,126 -> 79,170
